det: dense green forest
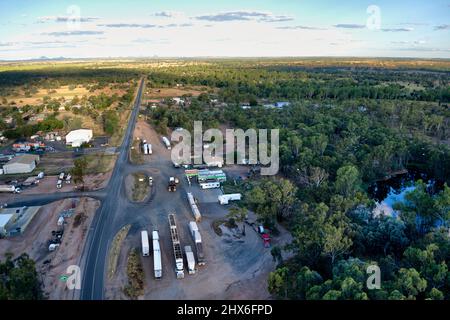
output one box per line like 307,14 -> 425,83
144,60 -> 450,300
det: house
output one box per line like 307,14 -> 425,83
275,101 -> 290,108
4,116 -> 14,125
29,113 -> 45,123
2,154 -> 40,174
66,129 -> 93,147
172,97 -> 184,105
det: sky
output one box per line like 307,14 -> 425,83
0,0 -> 449,60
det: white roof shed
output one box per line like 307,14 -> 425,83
66,129 -> 93,147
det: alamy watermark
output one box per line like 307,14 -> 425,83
366,5 -> 382,30
171,121 -> 279,175
66,5 -> 82,30
366,265 -> 381,290
60,265 -> 81,290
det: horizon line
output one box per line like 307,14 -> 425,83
2,55 -> 450,63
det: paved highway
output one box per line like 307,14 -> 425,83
80,78 -> 145,300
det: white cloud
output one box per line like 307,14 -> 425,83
194,11 -> 293,23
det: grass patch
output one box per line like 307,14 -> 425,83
130,139 -> 144,165
81,153 -> 118,174
212,219 -> 225,236
110,109 -> 131,147
107,224 -> 131,279
123,248 -> 145,299
131,172 -> 150,202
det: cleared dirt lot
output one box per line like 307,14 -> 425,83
4,85 -> 127,107
144,86 -> 208,100
0,197 -> 99,299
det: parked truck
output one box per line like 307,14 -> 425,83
167,177 -> 177,192
0,185 -> 21,193
218,193 -> 242,205
184,246 -> 196,275
147,144 -> 153,155
152,231 -> 162,279
168,214 -> 184,278
162,136 -> 171,150
142,142 -> 149,155
22,176 -> 39,186
188,221 -> 206,266
187,192 -> 202,222
141,230 -> 150,257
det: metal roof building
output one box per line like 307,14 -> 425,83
66,129 -> 93,148
2,154 -> 40,174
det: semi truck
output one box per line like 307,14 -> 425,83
152,231 -> 162,279
162,136 -> 171,150
141,230 -> 150,257
0,185 -> 21,193
168,214 -> 185,279
184,246 -> 196,275
188,221 -> 206,266
187,192 -> 202,222
218,193 -> 242,205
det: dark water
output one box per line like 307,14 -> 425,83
368,170 -> 441,202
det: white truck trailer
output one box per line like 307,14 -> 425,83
218,193 -> 242,205
152,231 -> 162,279
188,221 -> 206,266
162,136 -> 171,150
143,143 -> 152,155
184,246 -> 196,275
187,192 -> 202,222
142,143 -> 149,155
141,230 -> 150,257
168,214 -> 184,279
200,181 -> 221,189
0,185 -> 20,193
